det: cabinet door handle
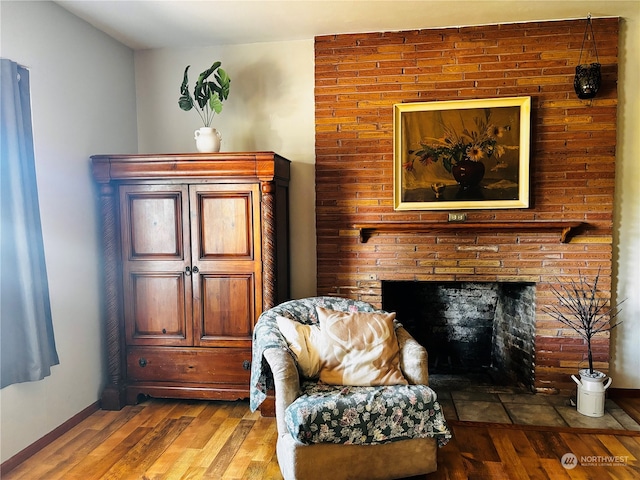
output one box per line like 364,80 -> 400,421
192,266 -> 199,274
139,358 -> 147,367
242,360 -> 251,370
185,266 -> 191,276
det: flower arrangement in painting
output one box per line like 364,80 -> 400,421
404,109 -> 511,174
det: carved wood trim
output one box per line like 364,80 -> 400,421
261,181 -> 276,310
97,183 -> 125,410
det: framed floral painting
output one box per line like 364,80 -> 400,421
393,96 -> 531,210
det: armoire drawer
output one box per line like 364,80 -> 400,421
126,346 -> 252,384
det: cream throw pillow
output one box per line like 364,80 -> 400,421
276,315 -> 322,378
315,307 -> 408,386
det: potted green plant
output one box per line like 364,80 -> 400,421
178,61 -> 231,152
543,268 -> 625,417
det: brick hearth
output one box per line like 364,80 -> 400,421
314,18 -> 619,394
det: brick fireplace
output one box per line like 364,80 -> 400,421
314,18 -> 619,394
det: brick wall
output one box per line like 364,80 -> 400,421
314,18 -> 619,393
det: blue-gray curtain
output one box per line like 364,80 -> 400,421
1,58 -> 59,388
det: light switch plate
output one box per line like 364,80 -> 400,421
448,213 -> 467,222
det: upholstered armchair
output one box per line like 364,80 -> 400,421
250,297 -> 451,480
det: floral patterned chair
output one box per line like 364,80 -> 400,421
250,297 -> 451,480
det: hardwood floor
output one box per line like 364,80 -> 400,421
615,397 -> 640,425
432,422 -> 639,480
3,400 -> 281,480
3,398 -> 639,480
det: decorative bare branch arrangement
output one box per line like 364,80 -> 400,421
543,269 -> 625,376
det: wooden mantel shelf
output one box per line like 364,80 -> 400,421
352,221 -> 584,243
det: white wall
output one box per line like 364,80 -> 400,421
0,1 -> 137,463
134,41 -> 317,298
610,11 -> 640,389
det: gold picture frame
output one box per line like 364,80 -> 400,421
393,96 -> 531,211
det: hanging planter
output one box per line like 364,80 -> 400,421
574,63 -> 601,99
574,14 -> 601,99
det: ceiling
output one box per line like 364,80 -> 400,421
53,1 -> 622,51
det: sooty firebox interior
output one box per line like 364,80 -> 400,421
382,281 -> 536,390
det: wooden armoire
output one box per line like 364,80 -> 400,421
91,152 -> 290,410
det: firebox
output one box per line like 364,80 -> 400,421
382,281 -> 536,391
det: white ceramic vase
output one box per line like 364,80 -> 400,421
194,127 -> 221,153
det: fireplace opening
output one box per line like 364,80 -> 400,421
382,281 -> 536,391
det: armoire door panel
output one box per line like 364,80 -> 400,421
126,272 -> 192,345
195,274 -> 254,345
192,185 -> 258,260
120,185 -> 192,346
120,186 -> 189,261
